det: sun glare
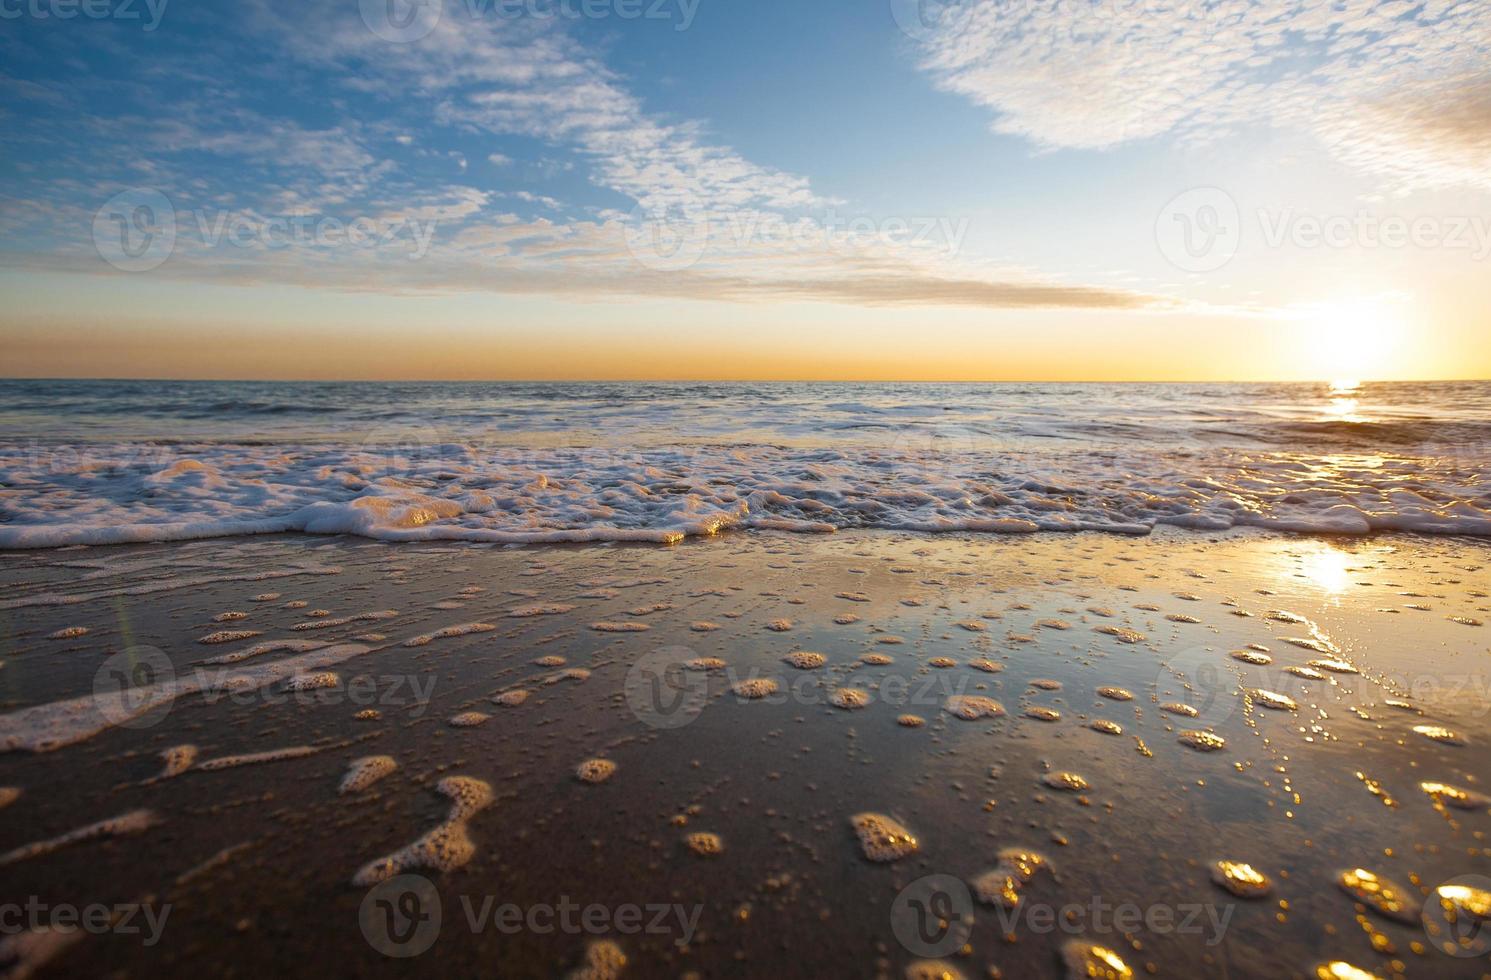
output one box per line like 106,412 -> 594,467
1300,299 -> 1406,383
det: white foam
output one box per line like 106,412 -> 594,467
0,643 -> 370,752
0,443 -> 1486,550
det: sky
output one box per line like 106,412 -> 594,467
1,0 -> 1489,381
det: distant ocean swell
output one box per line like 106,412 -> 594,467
0,443 -> 1487,549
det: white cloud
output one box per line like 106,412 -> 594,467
915,0 -> 1491,191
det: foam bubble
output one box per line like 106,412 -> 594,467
783,652 -> 826,669
1314,963 -> 1381,980
849,812 -> 917,862
493,690 -> 530,706
449,711 -> 490,728
1060,941 -> 1133,980
685,832 -> 723,856
1419,781 -> 1490,809
904,961 -> 966,980
732,678 -> 779,699
566,939 -> 627,980
198,629 -> 262,645
1211,860 -> 1272,897
576,759 -> 617,783
1089,720 -> 1123,735
1249,690 -> 1298,711
293,609 -> 398,631
1043,771 -> 1089,791
1159,702 -> 1199,718
591,622 -> 650,633
1023,706 -> 1061,722
1097,687 -> 1133,701
1413,725 -> 1467,746
1096,626 -> 1146,644
47,626 -> 89,639
198,746 -> 317,770
508,604 -> 577,618
351,776 -> 493,885
971,848 -> 1050,908
1177,730 -> 1226,751
944,696 -> 1004,720
156,744 -> 198,779
0,809 -> 158,866
897,714 -> 925,727
284,672 -> 339,691
340,756 -> 397,794
404,623 -> 496,646
1337,867 -> 1421,923
830,688 -> 870,709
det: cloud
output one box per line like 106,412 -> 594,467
0,0 -> 1164,314
914,0 -> 1491,191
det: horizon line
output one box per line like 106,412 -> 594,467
2,375 -> 1487,385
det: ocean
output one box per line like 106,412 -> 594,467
1,379 -> 1487,547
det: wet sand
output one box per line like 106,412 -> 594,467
1,529 -> 1488,979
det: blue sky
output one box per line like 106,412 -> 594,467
2,0 -> 1489,379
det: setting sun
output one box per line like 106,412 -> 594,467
1295,298 -> 1410,382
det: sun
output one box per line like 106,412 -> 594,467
1298,298 -> 1407,383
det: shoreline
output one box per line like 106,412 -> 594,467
0,528 -> 1487,978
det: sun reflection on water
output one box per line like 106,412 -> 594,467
1325,380 -> 1364,422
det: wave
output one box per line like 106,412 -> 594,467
0,443 -> 1486,549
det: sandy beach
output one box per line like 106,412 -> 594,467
2,528 -> 1487,978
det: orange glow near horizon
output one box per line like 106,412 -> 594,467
2,275 -> 1488,383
